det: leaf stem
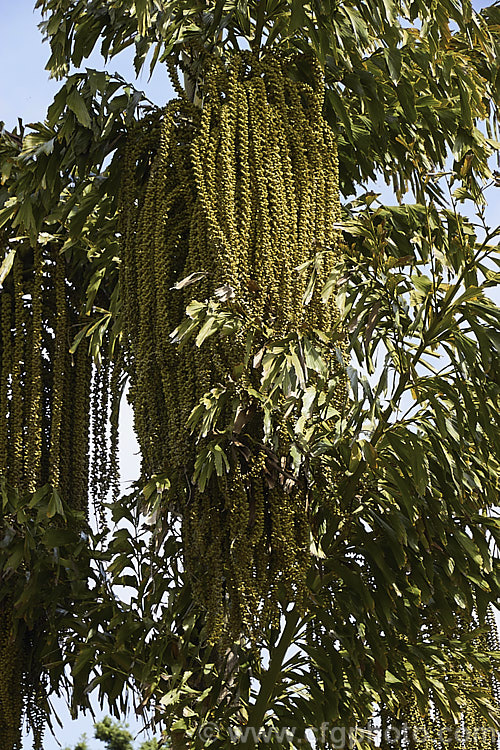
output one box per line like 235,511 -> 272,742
241,609 -> 300,749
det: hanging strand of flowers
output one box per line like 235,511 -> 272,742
0,238 -> 120,750
386,612 -> 500,749
120,50 -> 500,740
120,52 -> 345,640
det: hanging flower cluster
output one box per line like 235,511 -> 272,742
120,53 -> 345,639
0,238 -> 120,749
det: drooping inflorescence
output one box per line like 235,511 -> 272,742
120,52 -> 345,639
0,239 -> 121,750
120,51 -> 500,738
0,246 -> 92,502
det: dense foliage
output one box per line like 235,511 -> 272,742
1,1 -> 500,749
65,716 -> 159,750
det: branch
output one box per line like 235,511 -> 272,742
240,609 -> 301,749
340,241 -> 491,505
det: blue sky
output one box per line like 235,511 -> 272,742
1,2 -> 500,749
0,1 -> 174,130
1,3 -> 58,130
